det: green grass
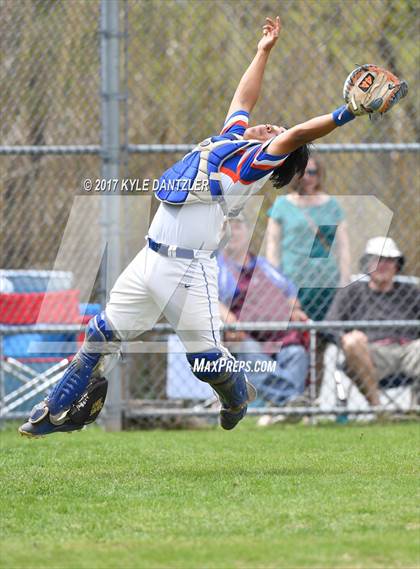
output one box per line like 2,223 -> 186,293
1,421 -> 419,569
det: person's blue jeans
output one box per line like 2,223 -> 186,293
233,338 -> 309,406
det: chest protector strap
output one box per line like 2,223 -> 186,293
155,135 -> 257,208
154,135 -> 272,251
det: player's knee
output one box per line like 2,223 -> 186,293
84,312 -> 119,355
341,330 -> 368,353
47,313 -> 118,418
187,350 -> 250,411
186,350 -> 232,383
86,312 -> 115,343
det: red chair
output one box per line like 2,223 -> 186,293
0,290 -> 82,417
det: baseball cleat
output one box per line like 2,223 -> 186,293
18,401 -> 84,438
18,420 -> 83,438
220,405 -> 248,430
219,380 -> 257,430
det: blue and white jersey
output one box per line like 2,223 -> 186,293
149,111 -> 289,251
217,110 -> 289,213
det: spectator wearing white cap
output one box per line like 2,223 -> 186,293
325,236 -> 419,406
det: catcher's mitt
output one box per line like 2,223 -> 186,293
68,376 -> 108,426
343,64 -> 408,116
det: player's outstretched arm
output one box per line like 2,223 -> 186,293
266,110 -> 354,155
225,16 -> 281,119
267,64 -> 408,155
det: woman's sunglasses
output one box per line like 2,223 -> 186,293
305,168 -> 318,176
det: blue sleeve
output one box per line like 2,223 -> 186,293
256,257 -> 297,298
283,276 -> 298,298
237,145 -> 290,184
220,110 -> 249,137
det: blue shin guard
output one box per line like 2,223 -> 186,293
19,312 -> 116,437
187,350 -> 256,430
47,312 -> 115,417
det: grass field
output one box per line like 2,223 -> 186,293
1,420 -> 419,569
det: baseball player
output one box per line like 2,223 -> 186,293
20,16 -> 407,436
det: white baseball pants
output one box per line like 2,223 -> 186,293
105,246 -> 221,353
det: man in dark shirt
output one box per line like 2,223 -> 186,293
326,237 -> 419,406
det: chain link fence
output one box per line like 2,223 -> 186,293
1,0 -> 419,427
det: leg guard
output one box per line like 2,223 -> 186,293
47,311 -> 117,417
187,350 -> 256,430
19,312 -> 118,437
19,377 -> 109,438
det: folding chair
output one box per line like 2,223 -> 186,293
325,343 -> 416,413
0,284 -> 81,418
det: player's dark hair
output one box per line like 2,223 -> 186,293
270,144 -> 310,189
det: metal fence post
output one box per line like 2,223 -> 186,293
100,0 -> 122,431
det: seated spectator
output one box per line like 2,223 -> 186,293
325,236 -> 419,406
218,215 -> 309,407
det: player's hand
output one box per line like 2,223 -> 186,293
257,16 -> 281,52
291,307 -> 308,322
289,298 -> 308,322
223,311 -> 247,342
224,330 -> 247,343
